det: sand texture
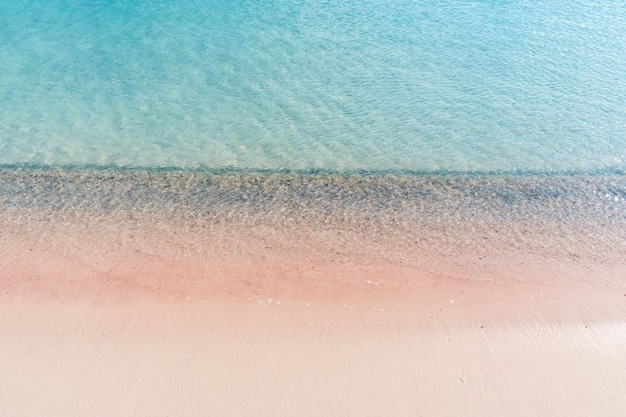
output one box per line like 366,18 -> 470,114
1,220 -> 625,417
1,169 -> 625,416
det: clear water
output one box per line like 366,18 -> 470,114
1,0 -> 625,173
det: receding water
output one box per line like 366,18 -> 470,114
1,0 -> 625,173
1,167 -> 625,261
2,1 -> 626,264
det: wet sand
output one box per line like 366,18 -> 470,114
1,168 -> 625,416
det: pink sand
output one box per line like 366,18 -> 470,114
1,219 -> 625,416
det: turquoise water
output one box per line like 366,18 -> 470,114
1,0 -> 625,173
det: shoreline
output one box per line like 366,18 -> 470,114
1,167 -> 625,416
2,209 -> 625,314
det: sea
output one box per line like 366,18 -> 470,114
1,0 -> 626,261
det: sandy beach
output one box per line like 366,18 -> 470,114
2,0 -> 626,413
1,211 -> 625,416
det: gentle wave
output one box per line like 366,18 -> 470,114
2,167 -> 625,262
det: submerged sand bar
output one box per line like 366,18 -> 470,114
1,167 -> 625,416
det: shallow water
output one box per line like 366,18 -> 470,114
1,0 -> 625,172
2,2 -> 625,269
2,168 -> 625,264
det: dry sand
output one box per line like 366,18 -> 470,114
1,219 -> 625,417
